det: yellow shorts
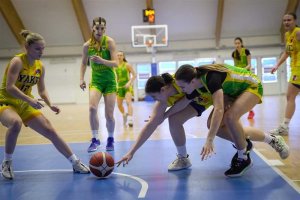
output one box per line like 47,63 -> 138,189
0,102 -> 42,125
289,73 -> 300,85
244,83 -> 263,104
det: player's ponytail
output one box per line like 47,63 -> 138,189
20,30 -> 44,46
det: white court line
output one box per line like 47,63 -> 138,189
253,149 -> 300,194
113,172 -> 148,198
1,169 -> 148,199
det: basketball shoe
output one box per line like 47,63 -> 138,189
269,124 -> 289,136
1,160 -> 14,180
72,160 -> 90,174
87,138 -> 100,152
106,137 -> 114,151
224,156 -> 252,177
168,154 -> 192,171
247,110 -> 255,119
231,138 -> 253,165
269,135 -> 290,159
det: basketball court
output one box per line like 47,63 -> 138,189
1,96 -> 300,199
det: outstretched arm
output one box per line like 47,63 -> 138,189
116,101 -> 168,166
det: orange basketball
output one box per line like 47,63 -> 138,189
89,152 -> 115,178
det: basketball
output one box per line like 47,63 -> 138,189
89,152 -> 115,178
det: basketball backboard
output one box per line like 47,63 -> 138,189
131,24 -> 168,48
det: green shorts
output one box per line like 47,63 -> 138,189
117,86 -> 133,98
89,80 -> 117,95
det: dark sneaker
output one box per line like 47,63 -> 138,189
1,160 -> 14,180
106,137 -> 114,151
87,138 -> 100,152
225,157 -> 252,177
231,138 -> 253,165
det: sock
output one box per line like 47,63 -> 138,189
68,154 -> 79,165
92,130 -> 99,139
127,115 -> 133,121
108,132 -> 114,137
176,145 -> 187,158
282,118 -> 291,127
264,134 -> 273,144
4,153 -> 13,161
237,148 -> 247,160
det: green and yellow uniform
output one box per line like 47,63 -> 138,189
115,62 -> 133,98
199,64 -> 263,103
285,27 -> 300,85
0,53 -> 43,123
167,80 -> 212,116
232,48 -> 250,70
88,35 -> 117,95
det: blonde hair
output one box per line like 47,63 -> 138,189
20,30 -> 45,46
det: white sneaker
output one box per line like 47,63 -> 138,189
269,125 -> 289,136
73,160 -> 90,174
2,160 -> 14,180
168,154 -> 192,171
269,135 -> 290,159
127,115 -> 133,127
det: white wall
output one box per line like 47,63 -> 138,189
0,45 -> 285,104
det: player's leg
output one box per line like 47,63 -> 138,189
167,105 -> 198,171
222,92 -> 259,177
270,83 -> 300,135
87,88 -> 102,152
104,93 -> 116,151
117,96 -> 127,125
125,91 -> 133,127
0,107 -> 22,179
27,115 -> 90,173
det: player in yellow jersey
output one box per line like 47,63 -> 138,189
0,30 -> 89,180
116,73 -> 211,169
270,13 -> 300,136
115,51 -> 136,127
232,37 -> 255,119
174,64 -> 289,177
79,17 -> 118,152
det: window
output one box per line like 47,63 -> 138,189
251,58 -> 257,75
261,57 -> 277,83
158,61 -> 176,75
177,60 -> 196,67
224,59 -> 234,66
137,63 -> 151,89
196,58 -> 215,66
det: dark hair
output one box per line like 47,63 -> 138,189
286,12 -> 297,20
175,64 -> 197,83
118,51 -> 127,62
233,37 -> 244,61
20,30 -> 44,46
145,73 -> 173,93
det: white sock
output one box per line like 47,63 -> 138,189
108,132 -> 114,137
237,148 -> 247,160
4,153 -> 13,161
282,118 -> 291,127
128,115 -> 133,121
68,154 -> 79,165
264,134 -> 273,144
176,145 -> 187,158
92,130 -> 99,139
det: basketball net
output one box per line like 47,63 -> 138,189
146,42 -> 156,54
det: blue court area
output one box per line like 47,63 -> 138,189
0,138 -> 299,200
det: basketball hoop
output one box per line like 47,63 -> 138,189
145,41 -> 156,54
